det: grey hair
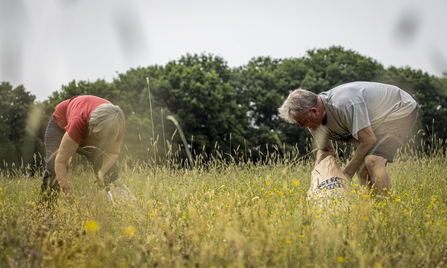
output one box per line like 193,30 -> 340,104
278,88 -> 319,123
89,103 -> 125,142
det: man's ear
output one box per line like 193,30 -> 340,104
310,107 -> 318,115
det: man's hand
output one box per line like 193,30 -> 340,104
60,185 -> 72,204
58,179 -> 69,190
315,140 -> 335,167
342,170 -> 354,181
97,170 -> 105,187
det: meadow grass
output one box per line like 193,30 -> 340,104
1,144 -> 447,268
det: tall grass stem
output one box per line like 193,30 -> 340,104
146,77 -> 156,163
167,116 -> 194,170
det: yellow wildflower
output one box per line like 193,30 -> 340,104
84,220 -> 99,231
124,226 -> 136,237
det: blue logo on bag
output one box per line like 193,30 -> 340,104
318,177 -> 346,192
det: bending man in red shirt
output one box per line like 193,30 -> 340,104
41,95 -> 125,201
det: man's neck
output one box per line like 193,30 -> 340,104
318,96 -> 327,125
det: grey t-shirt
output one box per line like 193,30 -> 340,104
310,82 -> 418,148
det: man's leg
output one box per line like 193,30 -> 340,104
40,115 -> 66,200
364,155 -> 390,195
359,107 -> 418,196
356,164 -> 372,188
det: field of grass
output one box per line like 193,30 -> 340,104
1,143 -> 447,268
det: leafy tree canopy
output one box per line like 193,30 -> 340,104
1,46 -> 446,168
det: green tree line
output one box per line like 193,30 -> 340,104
1,46 -> 447,171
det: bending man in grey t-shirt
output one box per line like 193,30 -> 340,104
278,82 -> 418,194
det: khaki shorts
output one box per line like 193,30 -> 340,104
367,107 -> 418,162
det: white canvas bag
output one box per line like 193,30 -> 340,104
307,155 -> 351,198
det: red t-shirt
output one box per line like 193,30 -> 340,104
52,95 -> 125,145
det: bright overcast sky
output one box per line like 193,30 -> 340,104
1,0 -> 446,101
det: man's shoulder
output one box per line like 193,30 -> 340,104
321,82 -> 370,106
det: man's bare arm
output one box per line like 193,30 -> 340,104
99,140 -> 122,178
54,133 -> 79,191
343,126 -> 377,180
315,140 -> 335,167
